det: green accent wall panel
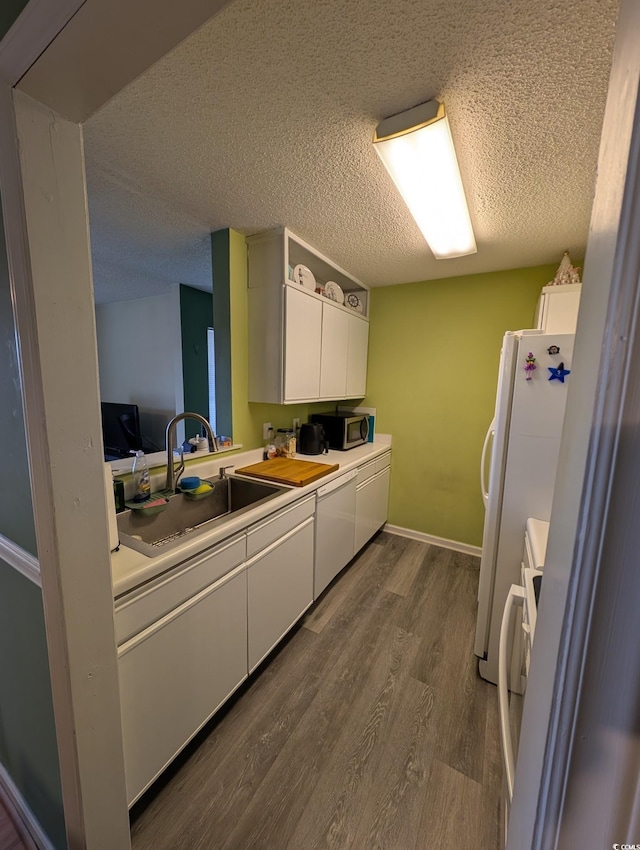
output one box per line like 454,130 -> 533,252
211,230 -> 233,439
180,284 -> 213,422
365,265 -> 557,547
0,560 -> 65,848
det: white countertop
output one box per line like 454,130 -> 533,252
525,517 -> 550,570
111,436 -> 391,598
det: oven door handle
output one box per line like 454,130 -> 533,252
498,584 -> 526,805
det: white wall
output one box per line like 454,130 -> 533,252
95,292 -> 180,450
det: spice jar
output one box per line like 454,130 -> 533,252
275,428 -> 296,458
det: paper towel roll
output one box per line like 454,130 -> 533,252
103,462 -> 120,552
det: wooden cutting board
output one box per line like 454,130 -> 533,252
235,457 -> 339,487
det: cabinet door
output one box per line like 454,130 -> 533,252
247,517 -> 314,671
319,303 -> 349,398
118,567 -> 248,805
355,467 -> 390,553
284,286 -> 322,401
346,313 -> 369,398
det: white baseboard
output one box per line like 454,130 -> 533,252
384,524 -> 482,558
0,760 -> 54,850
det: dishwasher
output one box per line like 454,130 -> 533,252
314,469 -> 357,598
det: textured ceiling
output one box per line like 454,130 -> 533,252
84,0 -> 619,303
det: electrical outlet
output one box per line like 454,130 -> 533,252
262,422 -> 272,440
292,418 -> 301,431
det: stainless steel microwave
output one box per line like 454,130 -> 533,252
310,412 -> 369,450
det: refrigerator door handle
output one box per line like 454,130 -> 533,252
480,418 -> 495,507
498,584 -> 526,806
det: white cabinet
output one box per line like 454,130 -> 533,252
114,533 -> 246,645
535,283 -> 581,333
118,565 -> 248,805
247,227 -> 370,404
247,512 -> 315,672
346,312 -> 369,397
320,303 -> 350,397
355,452 -> 391,553
284,286 -> 322,400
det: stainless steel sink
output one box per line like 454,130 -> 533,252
117,476 -> 285,556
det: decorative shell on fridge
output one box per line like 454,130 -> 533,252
548,251 -> 581,286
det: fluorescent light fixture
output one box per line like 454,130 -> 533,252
373,100 -> 477,259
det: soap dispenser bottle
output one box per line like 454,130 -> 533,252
131,450 -> 151,502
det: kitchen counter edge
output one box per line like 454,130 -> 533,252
111,436 -> 391,598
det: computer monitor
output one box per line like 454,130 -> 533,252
101,402 -> 143,461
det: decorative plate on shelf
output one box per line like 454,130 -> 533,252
345,291 -> 365,313
293,264 -> 316,291
324,281 -> 344,304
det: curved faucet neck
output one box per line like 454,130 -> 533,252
165,412 -> 217,493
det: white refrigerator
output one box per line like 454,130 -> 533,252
475,330 -> 574,686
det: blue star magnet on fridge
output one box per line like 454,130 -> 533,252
548,362 -> 571,383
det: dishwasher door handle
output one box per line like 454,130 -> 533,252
317,469 -> 357,498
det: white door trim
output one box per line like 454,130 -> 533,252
0,83 -> 133,850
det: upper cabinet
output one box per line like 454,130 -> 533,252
247,228 -> 370,404
535,283 -> 582,334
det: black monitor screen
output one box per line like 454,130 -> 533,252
101,402 -> 142,461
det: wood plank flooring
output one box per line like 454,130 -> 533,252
130,532 -> 502,850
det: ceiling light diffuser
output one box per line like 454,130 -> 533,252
373,100 -> 477,259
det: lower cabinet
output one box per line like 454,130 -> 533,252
247,516 -> 315,672
115,455 -> 390,804
355,455 -> 391,554
118,565 -> 248,806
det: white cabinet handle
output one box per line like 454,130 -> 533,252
480,418 -> 495,507
498,584 -> 525,804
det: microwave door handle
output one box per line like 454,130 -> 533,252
498,584 -> 526,805
361,417 -> 370,442
480,418 -> 495,507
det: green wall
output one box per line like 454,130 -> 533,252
212,230 -> 554,550
180,284 -> 212,422
364,265 -> 557,547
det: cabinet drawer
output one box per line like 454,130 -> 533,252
246,495 -> 314,558
114,533 -> 246,645
375,452 -> 391,474
356,458 -> 377,486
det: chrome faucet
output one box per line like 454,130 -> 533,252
165,412 -> 218,493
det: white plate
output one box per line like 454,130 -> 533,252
345,291 -> 364,313
293,264 -> 316,291
324,281 -> 344,304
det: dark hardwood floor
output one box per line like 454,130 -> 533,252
130,532 -> 502,850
